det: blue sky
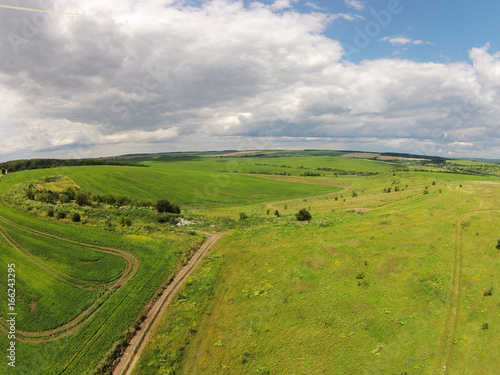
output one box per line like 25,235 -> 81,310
0,0 -> 499,160
257,0 -> 500,63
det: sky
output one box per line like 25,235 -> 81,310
1,0 -> 500,162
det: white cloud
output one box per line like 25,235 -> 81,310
379,35 -> 432,46
0,1 -> 499,160
305,1 -> 324,11
344,0 -> 364,11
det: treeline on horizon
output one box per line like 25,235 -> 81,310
0,158 -> 146,173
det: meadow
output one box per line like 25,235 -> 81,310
0,151 -> 498,374
130,153 -> 500,375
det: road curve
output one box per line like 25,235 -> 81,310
113,231 -> 227,375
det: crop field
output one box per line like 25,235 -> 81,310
0,152 -> 498,374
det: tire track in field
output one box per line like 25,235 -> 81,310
0,223 -> 112,290
434,208 -> 499,374
0,214 -> 139,341
113,232 -> 227,375
433,212 -> 467,374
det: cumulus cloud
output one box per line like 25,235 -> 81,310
0,0 -> 499,160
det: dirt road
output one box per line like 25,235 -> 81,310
113,231 -> 226,375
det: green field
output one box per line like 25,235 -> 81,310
0,153 -> 498,374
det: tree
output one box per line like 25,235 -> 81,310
155,199 -> 173,213
295,208 -> 312,221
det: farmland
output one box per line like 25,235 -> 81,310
0,151 -> 498,374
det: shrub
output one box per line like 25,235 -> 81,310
72,213 -> 81,222
75,192 -> 91,206
496,239 -> 500,250
26,190 -> 35,200
482,322 -> 490,330
37,192 -> 56,204
120,216 -> 132,227
484,287 -> 494,296
155,199 -> 180,213
274,210 -> 280,217
56,211 -> 66,220
47,208 -> 54,217
239,212 -> 248,220
158,213 -> 179,224
59,193 -> 71,203
296,208 -> 312,221
116,195 -> 131,207
64,187 -> 76,200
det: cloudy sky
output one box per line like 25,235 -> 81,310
1,0 -> 500,161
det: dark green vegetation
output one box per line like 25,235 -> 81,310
0,158 -> 142,173
0,149 -> 498,374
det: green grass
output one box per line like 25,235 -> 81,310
0,197 -> 202,373
20,164 -> 341,207
0,154 -> 499,374
133,167 -> 500,374
0,238 -> 100,332
0,219 -> 126,283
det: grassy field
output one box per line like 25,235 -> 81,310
132,158 -> 500,375
0,153 -> 498,374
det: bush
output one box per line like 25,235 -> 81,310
64,187 -> 76,200
26,190 -> 35,200
75,192 -> 91,206
497,239 -> 500,250
155,199 -> 180,214
47,208 -> 54,217
120,216 -> 132,227
56,211 -> 66,220
274,210 -> 280,217
295,208 -> 312,221
158,213 -> 179,224
72,213 -> 81,223
239,212 -> 248,220
59,193 -> 71,203
484,287 -> 494,296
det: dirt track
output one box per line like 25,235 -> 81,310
434,208 -> 499,374
113,232 -> 226,375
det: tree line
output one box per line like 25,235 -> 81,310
0,158 -> 146,173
